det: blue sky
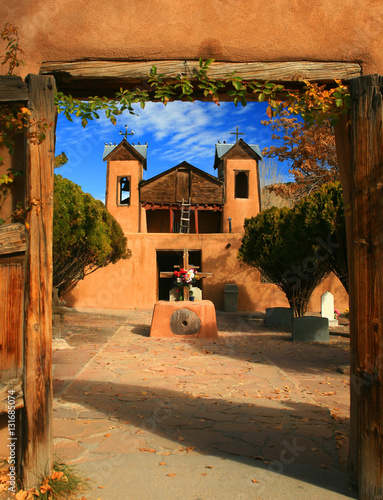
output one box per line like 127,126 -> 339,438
55,100 -> 291,202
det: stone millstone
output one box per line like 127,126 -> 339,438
150,300 -> 218,339
170,308 -> 201,335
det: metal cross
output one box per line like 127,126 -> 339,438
230,126 -> 244,142
119,125 -> 134,140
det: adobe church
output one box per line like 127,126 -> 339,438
65,135 -> 348,312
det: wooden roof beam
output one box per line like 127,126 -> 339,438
141,202 -> 223,211
40,60 -> 362,99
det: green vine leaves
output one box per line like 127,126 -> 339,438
0,22 -> 25,76
55,58 -> 351,129
0,23 -> 53,224
0,24 -> 51,168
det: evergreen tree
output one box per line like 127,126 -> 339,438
53,174 -> 130,296
238,182 -> 347,316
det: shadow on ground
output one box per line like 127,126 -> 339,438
56,378 -> 355,498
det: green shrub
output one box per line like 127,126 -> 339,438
53,174 -> 130,296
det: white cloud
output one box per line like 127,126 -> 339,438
55,99 -> 274,197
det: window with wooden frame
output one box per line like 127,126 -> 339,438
235,171 -> 249,198
117,176 -> 131,206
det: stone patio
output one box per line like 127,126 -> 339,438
51,310 -> 355,500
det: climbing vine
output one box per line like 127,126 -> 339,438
55,58 -> 350,128
1,22 -> 25,76
0,23 -> 52,224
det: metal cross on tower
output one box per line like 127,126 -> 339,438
119,124 -> 134,140
230,126 -> 244,142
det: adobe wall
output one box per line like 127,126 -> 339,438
0,1 -> 382,77
65,232 -> 349,313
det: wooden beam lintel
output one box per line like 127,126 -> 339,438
0,76 -> 29,103
40,60 -> 362,98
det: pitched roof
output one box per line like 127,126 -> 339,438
214,138 -> 263,167
141,160 -> 222,188
103,139 -> 148,163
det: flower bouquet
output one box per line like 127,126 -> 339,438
172,268 -> 198,300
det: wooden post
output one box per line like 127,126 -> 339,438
182,249 -> 190,301
348,74 -> 383,498
334,114 -> 358,481
169,207 -> 173,233
21,75 -> 57,488
194,207 -> 199,234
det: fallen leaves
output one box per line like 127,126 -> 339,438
166,473 -> 176,477
51,470 -> 64,481
16,489 -> 40,500
15,492 -> 28,500
139,447 -> 157,453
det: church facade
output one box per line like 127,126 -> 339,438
65,138 -> 348,312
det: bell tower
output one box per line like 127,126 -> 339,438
103,138 -> 147,233
214,138 -> 262,233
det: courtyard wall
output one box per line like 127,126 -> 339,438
65,232 -> 349,313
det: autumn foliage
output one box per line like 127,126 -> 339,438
262,111 -> 339,201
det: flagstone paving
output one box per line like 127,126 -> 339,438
52,310 -> 356,500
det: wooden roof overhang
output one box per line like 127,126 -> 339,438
141,202 -> 223,211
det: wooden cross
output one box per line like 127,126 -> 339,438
159,248 -> 212,301
230,126 -> 244,142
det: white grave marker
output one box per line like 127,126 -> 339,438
321,291 -> 338,326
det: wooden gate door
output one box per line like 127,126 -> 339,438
0,228 -> 26,398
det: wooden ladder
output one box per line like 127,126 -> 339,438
179,198 -> 191,233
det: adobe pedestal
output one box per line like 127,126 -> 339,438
150,300 -> 219,339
